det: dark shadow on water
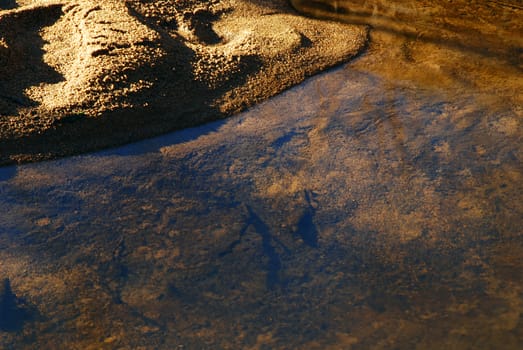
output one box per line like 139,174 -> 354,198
218,205 -> 292,290
296,211 -> 317,247
0,165 -> 16,182
271,131 -> 299,150
99,117 -> 228,158
246,207 -> 287,289
0,278 -> 35,332
296,191 -> 319,248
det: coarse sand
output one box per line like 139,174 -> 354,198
0,0 -> 368,165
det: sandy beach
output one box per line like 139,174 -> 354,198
0,0 -> 367,165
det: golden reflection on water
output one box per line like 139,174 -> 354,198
1,0 -> 523,349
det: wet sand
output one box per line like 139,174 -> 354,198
0,0 -> 367,165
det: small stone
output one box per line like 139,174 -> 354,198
104,336 -> 118,343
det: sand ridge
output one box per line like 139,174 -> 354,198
0,0 -> 368,165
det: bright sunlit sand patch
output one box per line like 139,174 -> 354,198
0,0 -> 367,165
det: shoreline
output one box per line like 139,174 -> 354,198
0,0 -> 368,166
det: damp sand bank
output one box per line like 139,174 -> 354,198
0,0 -> 367,165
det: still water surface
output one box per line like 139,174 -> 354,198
1,0 -> 522,348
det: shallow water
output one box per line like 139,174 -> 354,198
1,1 -> 522,349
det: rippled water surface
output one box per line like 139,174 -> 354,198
1,1 -> 522,348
